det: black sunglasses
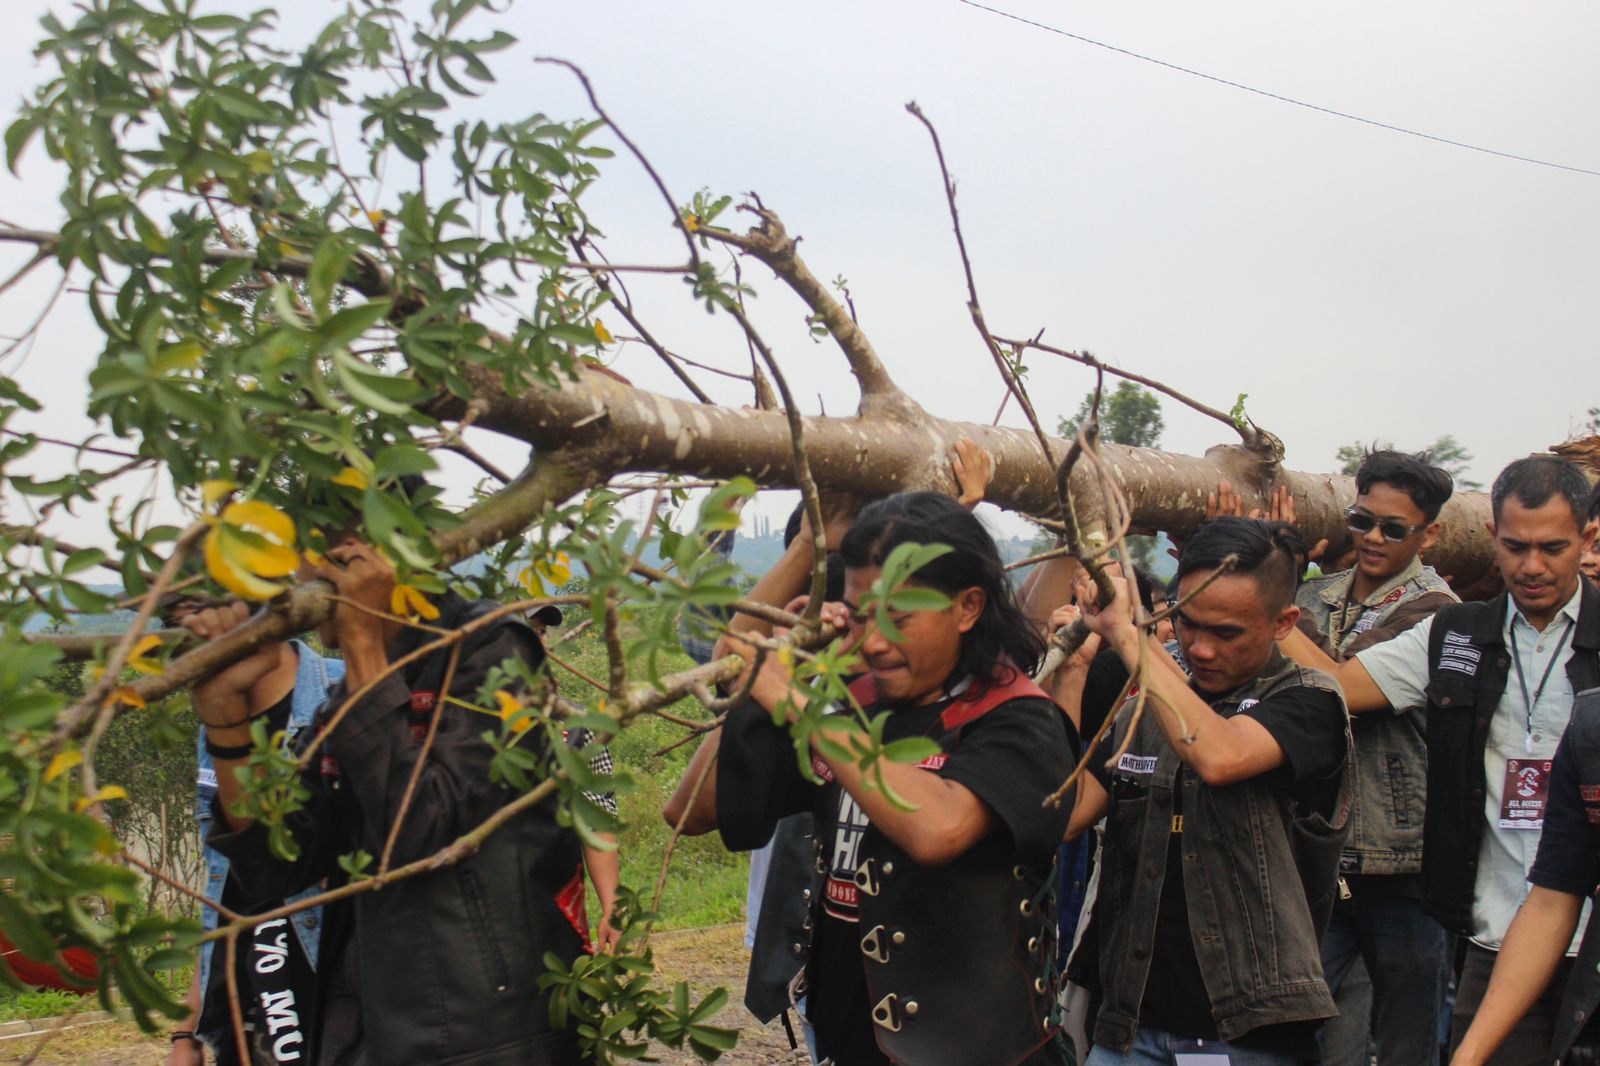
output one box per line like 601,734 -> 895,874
1344,507 -> 1426,543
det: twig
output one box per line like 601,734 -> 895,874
119,849 -> 243,924
994,334 -> 1277,454
570,235 -> 713,404
224,931 -> 250,1066
699,207 -> 912,412
379,642 -> 463,876
0,427 -> 140,460
69,521 -> 208,793
650,734 -> 717,925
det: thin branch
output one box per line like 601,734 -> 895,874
69,521 -> 207,791
119,849 -> 242,924
559,260 -> 694,274
537,59 -> 703,271
0,429 -> 141,461
573,234 -> 713,404
993,334 -> 1280,455
699,208 -> 913,413
379,642 -> 462,877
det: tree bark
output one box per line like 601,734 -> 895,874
447,363 -> 1496,585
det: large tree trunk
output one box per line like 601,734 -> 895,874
446,363 -> 1497,586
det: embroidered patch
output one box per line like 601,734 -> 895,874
197,767 -> 217,790
1439,631 -> 1481,676
1117,753 -> 1158,774
1582,785 -> 1600,802
1237,698 -> 1260,713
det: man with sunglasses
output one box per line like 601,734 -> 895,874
1292,450 -> 1458,1066
1280,455 -> 1600,1064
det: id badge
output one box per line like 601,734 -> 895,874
1499,757 -> 1553,829
1171,1039 -> 1231,1065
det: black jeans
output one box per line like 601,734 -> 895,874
1451,942 -> 1574,1066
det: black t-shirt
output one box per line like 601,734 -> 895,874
718,684 -> 1077,1066
1092,679 -> 1345,1057
1530,729 -> 1600,899
1079,648 -> 1131,746
200,693 -> 318,1065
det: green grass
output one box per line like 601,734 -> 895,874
555,628 -> 750,932
0,987 -> 90,1022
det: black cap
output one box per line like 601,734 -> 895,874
529,605 -> 563,627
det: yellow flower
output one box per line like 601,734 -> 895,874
330,466 -> 369,490
203,498 -> 299,601
108,687 -> 147,710
391,583 -> 441,622
126,634 -> 164,677
201,479 -> 239,511
496,690 -> 532,734
74,785 -> 129,812
44,749 -> 81,783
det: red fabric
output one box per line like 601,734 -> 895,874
0,933 -> 98,989
554,866 -> 593,954
846,666 -> 1051,731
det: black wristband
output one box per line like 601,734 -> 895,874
203,736 -> 255,760
171,1029 -> 198,1044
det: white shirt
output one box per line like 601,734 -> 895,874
1356,583 -> 1590,951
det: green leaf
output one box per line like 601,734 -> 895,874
886,586 -> 950,613
373,443 -> 438,482
333,349 -> 426,416
4,115 -> 39,174
317,300 -> 392,350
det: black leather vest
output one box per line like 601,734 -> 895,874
1420,585 -> 1600,934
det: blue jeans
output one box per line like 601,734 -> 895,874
1087,1027 -> 1304,1065
1318,891 -> 1450,1066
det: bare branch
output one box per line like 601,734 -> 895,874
700,208 -> 917,417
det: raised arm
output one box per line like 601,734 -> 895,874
1277,625 -> 1392,713
1076,569 -> 1290,786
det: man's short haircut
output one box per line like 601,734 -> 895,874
1356,449 -> 1454,522
1490,456 -> 1590,527
1585,480 -> 1600,525
1175,516 -> 1305,612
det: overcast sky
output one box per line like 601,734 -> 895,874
3,0 -> 1596,543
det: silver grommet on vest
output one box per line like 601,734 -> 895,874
1019,898 -> 1034,917
882,861 -> 895,877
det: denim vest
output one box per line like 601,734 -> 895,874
1551,687 -> 1600,1057
195,642 -> 344,997
1298,560 -> 1455,876
1094,651 -> 1352,1050
1419,586 -> 1600,934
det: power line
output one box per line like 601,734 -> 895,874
957,0 -> 1600,179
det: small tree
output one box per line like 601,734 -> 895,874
1335,435 -> 1481,491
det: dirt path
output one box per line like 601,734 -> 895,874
1,924 -> 800,1065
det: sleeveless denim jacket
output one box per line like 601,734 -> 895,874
1298,560 -> 1455,876
1093,651 -> 1352,1050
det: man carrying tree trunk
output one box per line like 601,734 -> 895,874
1293,449 -> 1459,1066
192,526 -> 589,1066
1279,455 -> 1600,1065
666,491 -> 1077,1066
1069,517 -> 1351,1065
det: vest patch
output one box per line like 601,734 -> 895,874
1439,631 -> 1481,676
1117,753 -> 1158,774
1350,586 -> 1408,637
